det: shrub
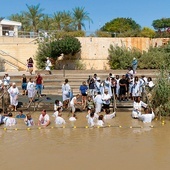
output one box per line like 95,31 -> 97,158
108,45 -> 142,69
35,36 -> 81,69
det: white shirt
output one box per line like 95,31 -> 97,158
69,117 -> 76,122
102,93 -> 111,105
94,94 -> 103,104
104,112 -> 116,120
70,96 -> 76,106
27,81 -> 36,91
54,101 -> 63,111
52,111 -> 59,117
55,116 -> 66,125
5,117 -> 16,126
39,114 -> 50,125
133,101 -> 147,111
88,117 -> 95,127
138,111 -> 155,123
97,120 -> 104,127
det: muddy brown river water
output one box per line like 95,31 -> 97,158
0,111 -> 169,170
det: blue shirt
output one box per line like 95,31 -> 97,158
16,114 -> 26,119
79,85 -> 88,94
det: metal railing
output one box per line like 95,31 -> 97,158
0,50 -> 26,70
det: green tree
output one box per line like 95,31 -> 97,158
39,14 -> 52,31
72,7 -> 92,30
24,4 -> 44,32
140,27 -> 156,38
108,45 -> 142,69
35,36 -> 81,69
152,18 -> 170,31
60,36 -> 81,55
101,17 -> 141,34
8,13 -> 29,31
61,11 -> 73,31
52,12 -> 64,31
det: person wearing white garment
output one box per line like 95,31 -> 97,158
3,73 -> 10,87
131,80 -> 140,99
132,96 -> 147,118
115,75 -> 120,100
146,77 -> 155,89
5,112 -> 16,126
95,77 -> 101,94
104,77 -> 112,97
62,79 -> 71,109
55,112 -> 66,125
138,108 -> 155,123
96,115 -> 104,127
45,57 -> 52,74
8,83 -> 19,111
94,92 -> 103,114
87,110 -> 95,127
27,78 -> 36,103
102,89 -> 111,110
104,108 -> 116,120
69,94 -> 82,115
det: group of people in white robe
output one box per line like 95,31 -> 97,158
0,67 -> 156,127
60,69 -> 156,126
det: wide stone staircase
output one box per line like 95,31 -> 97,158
0,69 -> 159,111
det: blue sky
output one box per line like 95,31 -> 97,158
1,0 -> 170,32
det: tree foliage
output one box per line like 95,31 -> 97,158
8,4 -> 91,33
108,45 -> 142,69
108,41 -> 170,70
152,18 -> 170,30
101,17 -> 141,34
35,36 -> 81,69
72,7 -> 93,30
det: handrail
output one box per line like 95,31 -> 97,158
0,57 -> 19,70
0,50 -> 26,69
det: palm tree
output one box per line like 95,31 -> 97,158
8,13 -> 29,31
52,12 -> 63,31
61,11 -> 73,31
24,4 -> 44,32
72,7 -> 92,30
39,14 -> 52,31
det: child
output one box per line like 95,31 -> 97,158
97,115 -> 104,127
86,96 -> 95,110
69,114 -> 77,122
87,110 -> 95,127
24,114 -> 34,126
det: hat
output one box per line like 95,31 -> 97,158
12,82 -> 16,85
133,57 -> 136,60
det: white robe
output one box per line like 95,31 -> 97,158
104,80 -> 112,96
62,83 -> 71,101
8,86 -> 19,106
132,101 -> 147,118
138,111 -> 155,123
27,81 -> 36,98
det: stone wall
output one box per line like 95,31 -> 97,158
0,37 -> 169,71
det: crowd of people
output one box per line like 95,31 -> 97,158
0,61 -> 156,127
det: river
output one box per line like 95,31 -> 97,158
0,111 -> 169,170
